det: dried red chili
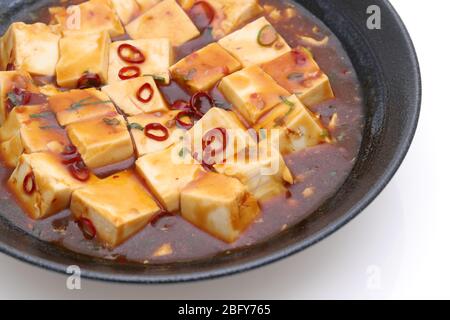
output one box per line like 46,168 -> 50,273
117,44 -> 146,64
144,123 -> 170,141
118,66 -> 141,80
136,83 -> 154,103
23,172 -> 36,195
78,218 -> 97,240
292,50 -> 307,66
77,73 -> 101,89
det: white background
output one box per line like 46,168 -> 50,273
0,0 -> 448,299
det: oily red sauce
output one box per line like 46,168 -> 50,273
0,0 -> 364,263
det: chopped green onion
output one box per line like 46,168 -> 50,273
103,118 -> 120,126
127,123 -> 144,131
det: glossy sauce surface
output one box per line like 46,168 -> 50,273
0,0 -> 364,263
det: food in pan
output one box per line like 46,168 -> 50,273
0,0 -> 364,263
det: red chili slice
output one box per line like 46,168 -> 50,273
117,43 -> 146,64
136,83 -> 154,103
190,91 -> 214,116
6,63 -> 15,71
68,161 -> 90,182
292,50 -> 307,66
175,111 -> 195,129
118,66 -> 141,80
170,100 -> 191,112
23,172 -> 36,195
144,123 -> 170,141
78,218 -> 97,240
61,153 -> 83,165
62,145 -> 78,155
77,73 -> 101,89
189,1 -> 215,31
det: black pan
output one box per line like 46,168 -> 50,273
0,0 -> 421,283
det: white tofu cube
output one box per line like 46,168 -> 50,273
48,89 -> 117,126
170,43 -> 241,91
0,22 -> 60,76
0,71 -> 41,125
102,76 -> 168,116
128,111 -> 185,157
135,146 -> 204,213
56,31 -> 111,88
111,0 -> 141,25
67,114 -> 134,169
126,0 -> 200,46
254,94 -> 328,155
108,39 -> 173,85
215,143 -> 294,201
204,0 -> 263,39
218,65 -> 290,124
186,107 -> 256,164
180,171 -> 260,243
261,47 -> 334,107
218,17 -> 291,67
0,104 -> 70,167
8,152 -> 91,219
71,170 -> 161,247
50,0 -> 125,37
136,0 -> 161,11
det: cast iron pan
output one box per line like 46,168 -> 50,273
0,0 -> 421,283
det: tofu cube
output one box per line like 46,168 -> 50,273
0,104 -> 70,167
261,48 -> 334,107
180,171 -> 260,243
254,94 -> 328,155
0,22 -> 60,76
126,0 -> 200,46
108,39 -> 173,85
218,65 -> 290,124
204,0 -> 263,39
136,0 -> 161,11
8,152 -> 91,219
128,111 -> 185,157
71,170 -> 161,247
0,71 -> 40,125
102,77 -> 168,116
67,114 -> 134,169
135,146 -> 204,213
215,143 -> 293,201
111,0 -> 141,25
56,31 -> 111,88
48,89 -> 117,126
186,107 -> 256,164
218,17 -> 291,67
170,43 -> 241,91
50,0 -> 125,37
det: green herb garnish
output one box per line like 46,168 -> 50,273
39,125 -> 59,130
69,98 -> 112,111
320,129 -> 330,138
127,123 -> 144,131
103,118 -> 120,126
6,92 -> 20,107
143,74 -> 166,82
30,111 -> 54,119
280,96 -> 295,108
287,72 -> 304,81
183,68 -> 197,81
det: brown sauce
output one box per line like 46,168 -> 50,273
0,0 -> 364,264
